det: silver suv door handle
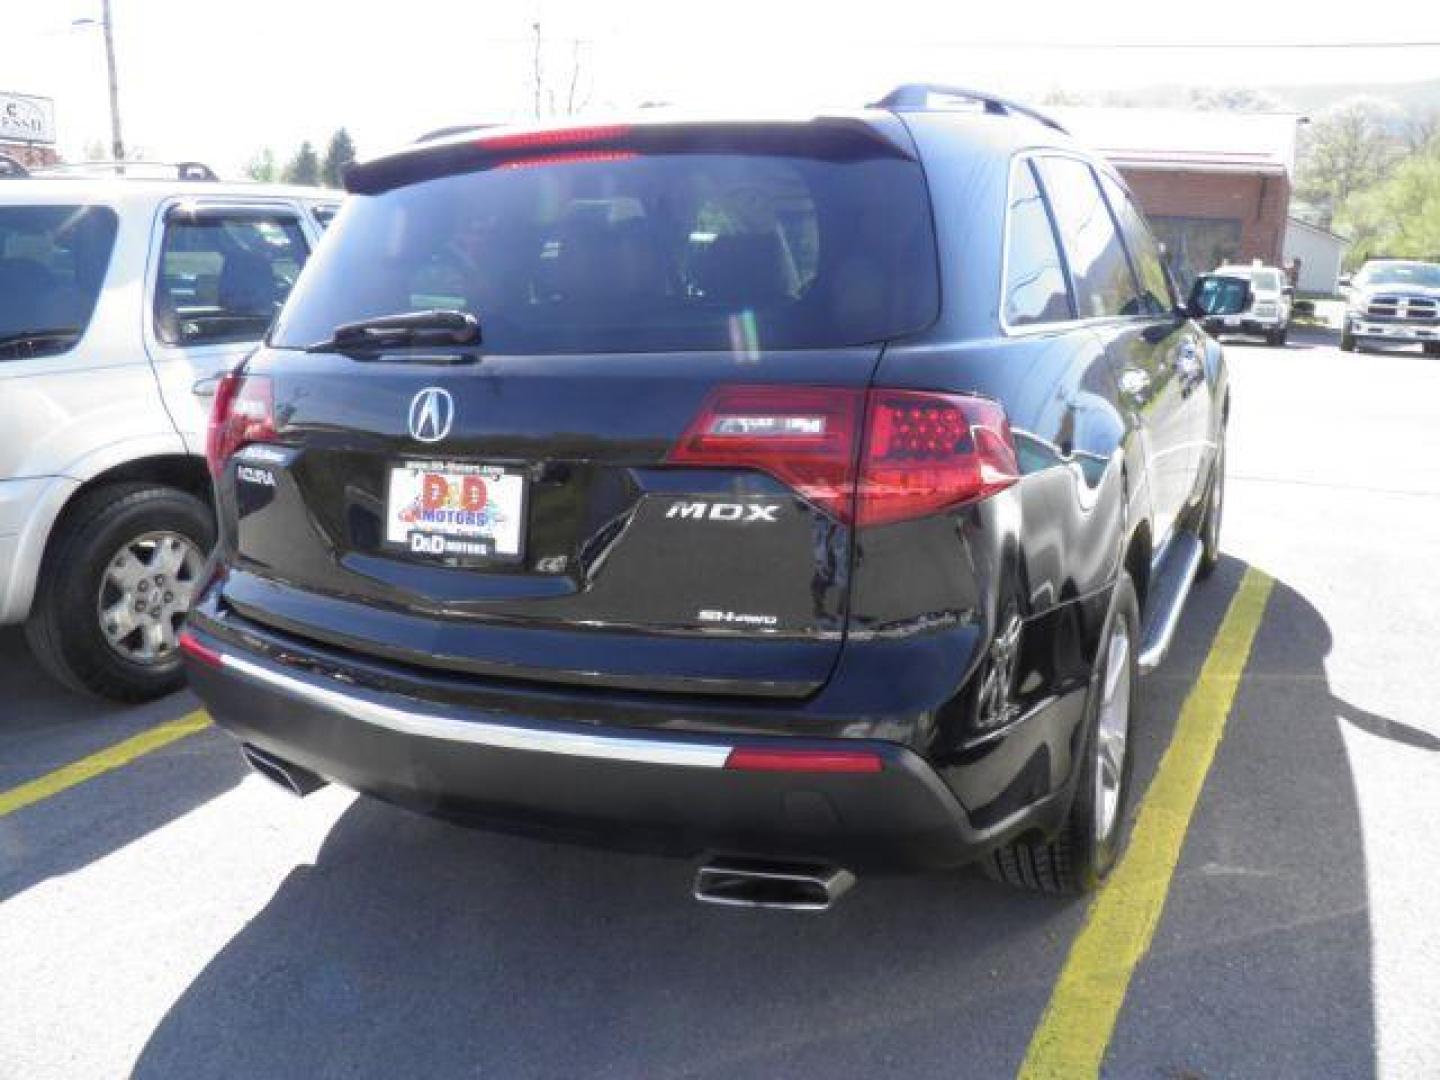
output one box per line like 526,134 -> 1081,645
192,374 -> 222,398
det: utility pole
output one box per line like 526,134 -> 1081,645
100,0 -> 124,160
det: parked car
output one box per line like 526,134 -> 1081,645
1340,258 -> 1440,355
180,87 -> 1247,906
1205,262 -> 1293,346
0,160 -> 337,700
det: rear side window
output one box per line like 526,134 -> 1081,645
1098,174 -> 1173,316
271,150 -> 939,353
154,211 -> 309,346
0,205 -> 118,360
1003,161 -> 1073,327
1036,157 -> 1142,320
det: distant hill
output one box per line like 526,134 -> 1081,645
1092,78 -> 1440,119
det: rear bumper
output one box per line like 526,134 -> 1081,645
183,620 -> 1036,871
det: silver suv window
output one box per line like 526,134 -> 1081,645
154,210 -> 309,347
0,205 -> 119,360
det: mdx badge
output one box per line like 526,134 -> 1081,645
408,387 -> 455,443
666,501 -> 780,522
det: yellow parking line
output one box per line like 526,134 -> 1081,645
0,710 -> 211,819
1018,568 -> 1274,1079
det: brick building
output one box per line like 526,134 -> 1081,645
1052,106 -> 1303,290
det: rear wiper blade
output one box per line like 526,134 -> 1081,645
304,310 -> 480,353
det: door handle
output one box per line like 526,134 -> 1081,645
192,374 -> 222,398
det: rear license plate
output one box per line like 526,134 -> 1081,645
1222,315 -> 1243,328
385,461 -> 526,562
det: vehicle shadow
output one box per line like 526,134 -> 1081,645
128,558 -> 1386,1079
0,627 -> 246,904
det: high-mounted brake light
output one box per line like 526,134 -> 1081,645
667,386 -> 1019,527
498,150 -> 638,171
206,372 -> 276,476
478,124 -> 633,153
724,748 -> 883,773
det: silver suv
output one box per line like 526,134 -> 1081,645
0,161 -> 335,700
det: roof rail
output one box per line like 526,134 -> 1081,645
29,160 -> 220,181
415,124 -> 500,144
0,153 -> 30,178
871,84 -> 1068,135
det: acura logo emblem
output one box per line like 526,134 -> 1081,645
408,387 -> 454,443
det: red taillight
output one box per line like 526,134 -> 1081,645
205,373 -> 275,476
177,630 -> 222,668
667,385 -> 1018,527
724,748 -> 883,773
478,124 -> 632,153
857,390 -> 1019,527
667,386 -> 863,521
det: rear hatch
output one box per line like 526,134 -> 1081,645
214,118 -> 939,699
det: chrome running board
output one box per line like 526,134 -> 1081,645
1138,532 -> 1204,674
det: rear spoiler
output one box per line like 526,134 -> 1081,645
345,117 -> 918,196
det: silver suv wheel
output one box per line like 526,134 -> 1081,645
97,531 -> 204,665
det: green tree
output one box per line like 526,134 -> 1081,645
245,147 -> 277,182
282,141 -> 320,186
1296,97 -> 1402,228
1335,146 -> 1440,265
321,128 -> 356,188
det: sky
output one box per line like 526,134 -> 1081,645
6,0 -> 1440,178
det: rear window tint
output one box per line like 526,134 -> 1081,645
0,205 -> 118,360
271,152 -> 938,353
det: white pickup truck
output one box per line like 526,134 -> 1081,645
0,160 -> 336,700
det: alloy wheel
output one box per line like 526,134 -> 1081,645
1092,620 -> 1133,845
96,531 -> 205,665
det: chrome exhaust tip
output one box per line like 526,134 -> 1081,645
240,743 -> 328,797
693,859 -> 856,911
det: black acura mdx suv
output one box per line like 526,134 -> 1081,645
182,86 -> 1244,908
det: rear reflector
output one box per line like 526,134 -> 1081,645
724,748 -> 883,773
668,385 -> 1018,526
178,631 -> 222,668
725,748 -> 881,771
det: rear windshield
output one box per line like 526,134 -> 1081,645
271,151 -> 938,353
0,205 -> 118,359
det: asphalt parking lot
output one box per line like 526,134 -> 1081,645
2,329 -> 1438,1079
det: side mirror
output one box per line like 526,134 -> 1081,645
1186,274 -> 1253,320
1338,274 -> 1352,289
1282,284 -> 1295,298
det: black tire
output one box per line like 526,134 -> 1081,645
1197,437 -> 1225,579
25,483 -> 214,702
1424,342 -> 1440,357
1266,328 -> 1285,347
984,573 -> 1141,894
1340,326 -> 1356,352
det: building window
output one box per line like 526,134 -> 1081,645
1148,217 -> 1242,293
